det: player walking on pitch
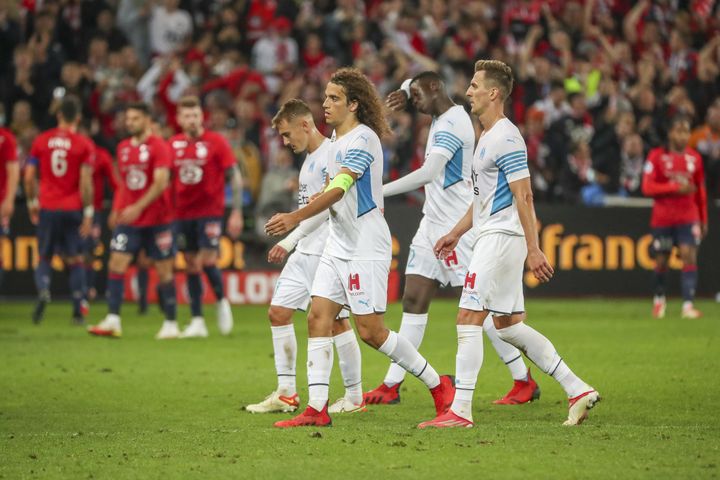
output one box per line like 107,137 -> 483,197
266,68 -> 455,427
88,103 -> 177,339
169,96 -> 243,337
419,60 -> 599,428
0,122 -> 19,291
642,115 -> 707,319
25,96 -> 94,325
364,71 -> 539,406
247,99 -> 365,414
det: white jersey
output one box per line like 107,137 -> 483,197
471,118 -> 530,237
324,124 -> 391,261
296,139 -> 332,255
423,105 -> 475,227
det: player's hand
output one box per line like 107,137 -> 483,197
117,204 -> 142,225
0,199 -> 13,226
227,209 -> 244,239
701,223 -> 709,238
434,232 -> 460,259
677,182 -> 696,194
79,216 -> 93,238
268,244 -> 289,264
108,211 -> 118,230
265,212 -> 299,236
526,247 -> 554,283
386,89 -> 409,111
27,204 -> 39,225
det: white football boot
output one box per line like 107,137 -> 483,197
88,314 -> 122,338
563,389 -> 601,426
328,396 -> 367,414
246,391 -> 300,413
180,317 -> 209,338
155,320 -> 181,340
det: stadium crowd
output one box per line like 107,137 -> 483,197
2,0 -> 720,220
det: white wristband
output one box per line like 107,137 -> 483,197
277,237 -> 298,253
27,198 -> 38,208
83,206 -> 95,218
400,78 -> 412,97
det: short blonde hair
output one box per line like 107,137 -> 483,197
474,60 -> 514,101
271,99 -> 313,128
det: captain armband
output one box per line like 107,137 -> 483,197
324,173 -> 354,194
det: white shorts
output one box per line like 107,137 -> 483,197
458,233 -> 527,315
271,251 -> 349,318
406,217 -> 474,287
311,254 -> 389,315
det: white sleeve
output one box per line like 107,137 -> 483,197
277,210 -> 330,252
136,61 -> 163,104
383,152 -> 447,197
494,134 -> 530,183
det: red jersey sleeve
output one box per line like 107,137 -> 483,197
217,133 -> 236,170
28,136 -> 42,165
152,139 -> 173,170
642,149 -> 682,197
2,131 -> 18,163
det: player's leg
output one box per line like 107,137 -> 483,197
32,210 -> 54,323
198,217 -> 231,334
365,274 -> 436,404
62,211 -> 88,324
154,255 -> 179,339
328,314 -> 365,413
179,251 -> 208,338
651,228 -> 672,318
678,225 -> 701,318
88,249 -> 133,337
274,296 -> 341,428
493,314 -> 599,425
136,251 -> 151,314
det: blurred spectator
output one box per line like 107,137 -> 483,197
251,17 -> 299,94
689,99 -> 720,198
254,148 -> 298,239
619,133 -> 645,196
149,0 -> 193,57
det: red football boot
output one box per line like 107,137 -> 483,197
363,381 -> 402,405
274,403 -> 332,428
418,410 -> 474,429
493,369 -> 541,405
430,375 -> 455,415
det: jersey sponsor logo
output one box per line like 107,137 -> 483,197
172,140 -> 187,149
464,272 -> 476,289
444,250 -> 459,267
126,169 -> 148,190
471,167 -> 480,196
179,164 -> 204,185
348,273 -> 360,291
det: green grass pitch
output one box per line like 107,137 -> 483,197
1,299 -> 719,479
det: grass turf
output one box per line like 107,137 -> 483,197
0,299 -> 719,479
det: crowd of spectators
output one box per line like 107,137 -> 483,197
2,0 -> 720,224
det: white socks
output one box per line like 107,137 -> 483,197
450,325 -> 484,421
378,330 -> 440,389
483,319 -> 528,381
271,325 -> 297,395
496,322 -> 588,398
333,329 -> 363,404
307,337 -> 334,411
383,312 -> 428,386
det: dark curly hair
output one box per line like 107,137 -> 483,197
329,67 -> 391,138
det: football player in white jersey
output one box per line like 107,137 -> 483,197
364,71 -> 539,407
419,60 -> 600,429
246,99 -> 365,415
266,68 -> 455,428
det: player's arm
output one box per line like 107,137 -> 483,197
433,202 -> 473,260
510,177 -> 553,283
268,210 -> 330,263
1,160 -> 19,227
694,154 -> 709,237
225,164 -> 244,239
265,167 -> 356,236
79,163 -> 94,237
641,152 -> 694,197
117,167 -> 170,225
23,152 -> 40,225
384,152 -> 447,197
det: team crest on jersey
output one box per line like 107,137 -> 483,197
126,169 -> 148,190
139,145 -> 149,162
196,143 -> 208,158
155,229 -> 173,253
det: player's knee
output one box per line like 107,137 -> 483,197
355,323 -> 382,348
402,293 -> 430,314
268,305 -> 292,326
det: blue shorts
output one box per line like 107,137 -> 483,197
37,210 -> 83,258
110,223 -> 176,261
651,223 -> 701,254
175,216 -> 223,252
